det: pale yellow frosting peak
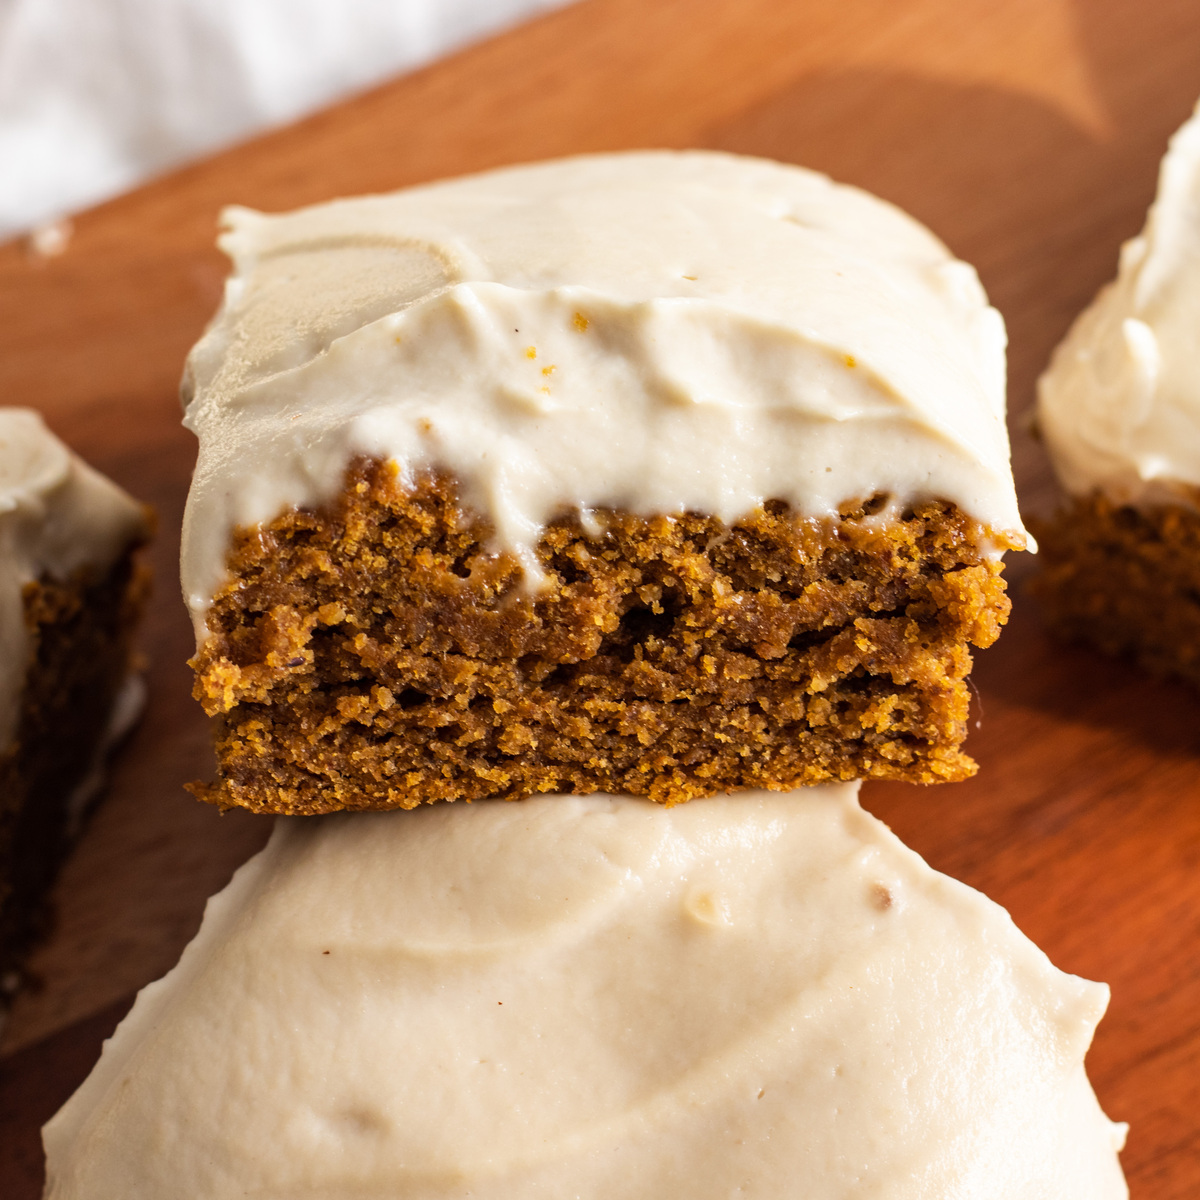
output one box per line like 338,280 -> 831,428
1040,96 -> 1200,502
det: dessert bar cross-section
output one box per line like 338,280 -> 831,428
181,151 -> 1027,813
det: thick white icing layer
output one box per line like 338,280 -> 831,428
1039,97 -> 1200,502
43,785 -> 1126,1199
0,408 -> 146,750
181,151 -> 1025,639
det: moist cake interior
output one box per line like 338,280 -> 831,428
0,551 -> 149,991
1033,491 -> 1200,686
191,459 -> 1015,815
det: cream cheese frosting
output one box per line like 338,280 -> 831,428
180,150 -> 1026,640
0,408 -> 147,751
1039,97 -> 1200,502
43,784 -> 1126,1199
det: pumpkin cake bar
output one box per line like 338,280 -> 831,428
181,151 -> 1027,815
0,409 -> 149,993
43,785 -> 1128,1198
1037,98 -> 1200,684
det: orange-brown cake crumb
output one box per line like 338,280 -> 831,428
190,460 -> 1016,815
1033,491 -> 1200,686
0,549 -> 150,989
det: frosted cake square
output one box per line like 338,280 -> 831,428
1037,99 -> 1200,684
182,151 -> 1026,814
0,409 -> 149,988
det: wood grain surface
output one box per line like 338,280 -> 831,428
3,0 -> 1200,1194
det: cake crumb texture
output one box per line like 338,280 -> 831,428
191,460 -> 1015,814
0,552 -> 149,987
1033,491 -> 1200,686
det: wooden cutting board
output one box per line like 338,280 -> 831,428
4,0 -> 1200,1193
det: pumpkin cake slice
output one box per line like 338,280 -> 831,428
181,150 -> 1027,815
1037,96 -> 1200,684
42,786 -> 1127,1199
0,408 -> 150,995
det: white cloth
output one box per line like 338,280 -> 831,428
0,0 -> 574,240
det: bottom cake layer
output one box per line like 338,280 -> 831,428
1033,492 -> 1200,687
191,460 -> 1019,814
0,551 -> 149,995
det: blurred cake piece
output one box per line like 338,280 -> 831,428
0,408 -> 149,996
182,151 -> 1028,814
1037,98 -> 1200,682
43,785 -> 1126,1198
